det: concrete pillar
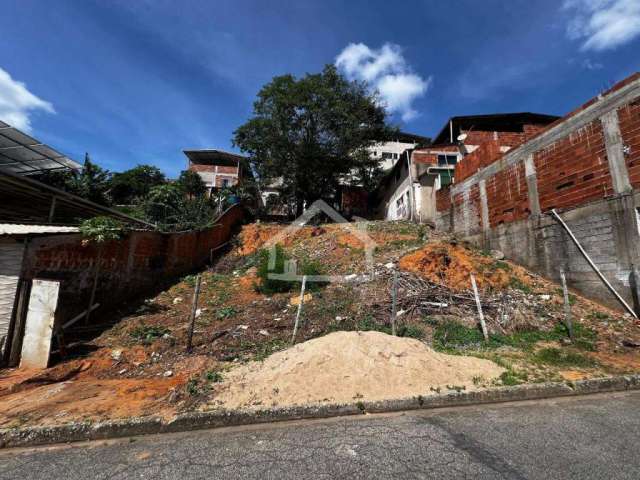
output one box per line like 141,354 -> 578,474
524,154 -> 541,216
478,179 -> 490,232
601,109 -> 632,194
462,188 -> 471,236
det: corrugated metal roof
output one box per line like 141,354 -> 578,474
0,120 -> 81,175
0,223 -> 79,235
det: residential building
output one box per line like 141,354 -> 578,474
374,113 -> 559,224
184,149 -> 248,195
369,131 -> 430,171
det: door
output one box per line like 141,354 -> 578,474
0,240 -> 25,357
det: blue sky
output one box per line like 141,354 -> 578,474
1,0 -> 640,177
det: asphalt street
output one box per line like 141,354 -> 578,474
1,391 -> 640,479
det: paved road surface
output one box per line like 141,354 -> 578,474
2,391 -> 640,479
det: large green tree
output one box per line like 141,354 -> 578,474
109,164 -> 166,205
233,65 -> 394,214
175,170 -> 207,198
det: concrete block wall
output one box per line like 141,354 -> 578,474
435,72 -> 640,311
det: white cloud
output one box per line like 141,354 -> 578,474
0,67 -> 54,132
564,0 -> 640,51
582,58 -> 604,70
336,43 -> 430,122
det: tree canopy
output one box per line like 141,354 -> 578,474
176,170 -> 207,197
110,164 -> 166,205
233,65 -> 394,213
36,153 -> 111,205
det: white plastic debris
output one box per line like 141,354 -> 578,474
396,309 -> 406,317
259,330 -> 269,336
335,316 -> 343,321
172,297 -> 183,305
163,370 -> 173,377
195,308 -> 202,318
111,349 -> 122,361
385,262 -> 395,269
238,325 -> 249,330
118,368 -> 127,375
539,294 -> 551,301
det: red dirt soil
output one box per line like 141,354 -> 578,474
399,241 -> 532,291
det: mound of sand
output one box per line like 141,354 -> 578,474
211,331 -> 505,409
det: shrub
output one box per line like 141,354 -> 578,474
255,245 -> 325,294
130,325 -> 170,343
79,216 -> 126,243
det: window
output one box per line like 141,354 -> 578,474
221,179 -> 230,188
393,153 -> 398,159
381,152 -> 393,159
372,151 -> 378,157
437,154 -> 458,166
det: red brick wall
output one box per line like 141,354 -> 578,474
412,151 -> 437,165
23,205 -> 245,324
534,119 -> 613,212
485,162 -> 529,227
455,141 -> 502,183
436,185 -> 452,212
189,164 -> 239,175
618,99 -> 640,188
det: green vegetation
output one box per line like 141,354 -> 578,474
433,320 -> 597,352
129,325 -> 170,343
110,164 -> 166,205
205,370 -> 224,383
216,306 -> 238,320
79,216 -> 126,243
233,65 -> 395,213
534,348 -> 597,367
255,245 -> 325,294
509,277 -> 532,294
498,369 -> 529,386
254,339 -> 288,361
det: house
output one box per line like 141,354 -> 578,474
184,149 -> 248,195
369,131 -> 431,171
373,113 -> 559,224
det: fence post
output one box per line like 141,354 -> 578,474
186,274 -> 202,353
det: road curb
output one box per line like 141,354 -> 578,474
2,374 -> 640,449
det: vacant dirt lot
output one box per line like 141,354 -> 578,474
1,220 -> 639,428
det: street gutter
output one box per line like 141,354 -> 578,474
2,374 -> 640,449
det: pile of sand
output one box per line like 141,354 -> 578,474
211,331 -> 505,409
399,241 -> 530,291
